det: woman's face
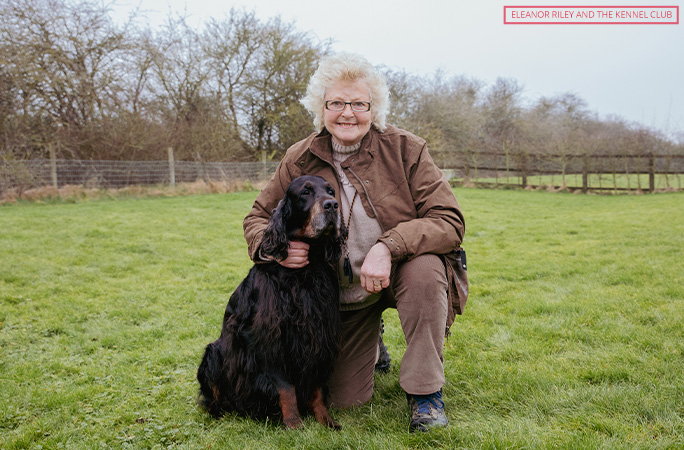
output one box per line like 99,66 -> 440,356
323,79 -> 372,147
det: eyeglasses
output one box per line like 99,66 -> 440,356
325,100 -> 371,112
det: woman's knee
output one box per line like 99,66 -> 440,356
393,254 -> 448,301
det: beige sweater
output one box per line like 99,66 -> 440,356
331,140 -> 383,310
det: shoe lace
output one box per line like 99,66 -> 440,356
413,390 -> 445,415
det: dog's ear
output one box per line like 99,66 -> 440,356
260,196 -> 291,262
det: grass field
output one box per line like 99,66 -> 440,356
1,188 -> 683,449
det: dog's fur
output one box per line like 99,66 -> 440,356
197,175 -> 344,429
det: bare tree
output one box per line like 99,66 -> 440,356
239,17 -> 328,160
386,70 -> 484,174
526,93 -> 590,187
146,14 -> 246,161
482,77 -> 524,181
202,9 -> 263,136
0,0 -> 131,158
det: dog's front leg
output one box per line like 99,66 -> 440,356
277,384 -> 303,429
310,387 -> 341,430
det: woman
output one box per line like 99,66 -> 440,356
243,52 -> 466,432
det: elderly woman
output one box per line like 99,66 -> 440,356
243,52 -> 466,432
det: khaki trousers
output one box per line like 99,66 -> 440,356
327,254 -> 449,408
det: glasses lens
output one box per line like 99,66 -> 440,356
326,101 -> 344,111
351,102 -> 370,112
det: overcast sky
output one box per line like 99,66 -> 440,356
111,0 -> 684,137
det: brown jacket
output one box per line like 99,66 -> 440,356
244,125 -> 468,328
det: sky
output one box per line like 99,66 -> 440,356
110,0 -> 684,138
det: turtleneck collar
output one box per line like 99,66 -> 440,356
331,139 -> 362,155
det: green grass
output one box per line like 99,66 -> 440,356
1,189 -> 683,449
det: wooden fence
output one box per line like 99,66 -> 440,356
452,152 -> 684,192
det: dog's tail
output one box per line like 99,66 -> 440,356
197,342 -> 226,417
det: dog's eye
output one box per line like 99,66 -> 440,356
328,189 -> 334,196
302,188 -> 310,196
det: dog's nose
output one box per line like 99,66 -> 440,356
323,199 -> 338,210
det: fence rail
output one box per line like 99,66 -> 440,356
456,152 -> 684,192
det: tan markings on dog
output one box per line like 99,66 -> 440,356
310,387 -> 341,429
296,201 -> 325,238
277,385 -> 303,429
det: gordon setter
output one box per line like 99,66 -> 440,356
197,175 -> 344,429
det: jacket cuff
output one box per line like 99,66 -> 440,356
248,230 -> 265,262
378,230 -> 407,262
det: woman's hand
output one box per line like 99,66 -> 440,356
278,240 -> 310,269
360,243 -> 391,293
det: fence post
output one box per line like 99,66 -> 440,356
49,144 -> 58,189
520,153 -> 528,189
261,150 -> 269,180
582,155 -> 589,194
168,147 -> 175,187
649,153 -> 655,193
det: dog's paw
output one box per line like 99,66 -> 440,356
283,416 -> 304,430
325,418 -> 342,431
315,412 -> 341,430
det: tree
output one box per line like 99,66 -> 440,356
147,14 -> 246,161
385,70 -> 484,172
525,93 -> 590,187
0,0 -> 130,158
482,77 -> 524,181
239,17 -> 328,160
202,9 -> 263,136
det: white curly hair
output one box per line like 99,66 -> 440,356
301,52 -> 390,132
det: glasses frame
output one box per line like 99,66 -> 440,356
325,100 -> 372,112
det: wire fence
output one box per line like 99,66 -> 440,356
2,153 -> 683,195
0,159 -> 279,193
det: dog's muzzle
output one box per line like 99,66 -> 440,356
311,199 -> 341,236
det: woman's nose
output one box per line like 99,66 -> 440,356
340,104 -> 355,116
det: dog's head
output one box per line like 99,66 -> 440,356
260,175 -> 344,263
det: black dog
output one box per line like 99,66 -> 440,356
197,175 -> 344,429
